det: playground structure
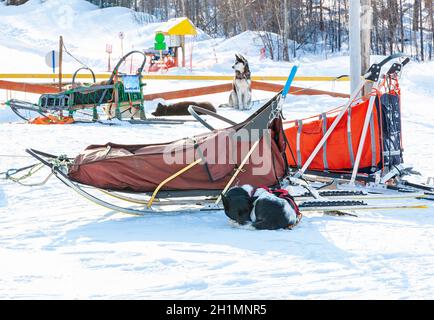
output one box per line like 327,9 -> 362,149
145,17 -> 198,72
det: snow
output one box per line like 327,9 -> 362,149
1,0 -> 434,299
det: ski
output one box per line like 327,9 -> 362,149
295,189 -> 427,201
400,180 -> 434,192
200,202 -> 428,212
297,201 -> 428,212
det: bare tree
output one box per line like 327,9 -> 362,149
6,0 -> 432,61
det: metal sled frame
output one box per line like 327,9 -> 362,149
25,148 -> 430,216
25,148 -> 225,215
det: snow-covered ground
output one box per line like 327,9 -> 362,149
1,0 -> 434,299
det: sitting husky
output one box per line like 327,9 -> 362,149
221,185 -> 301,230
219,54 -> 252,110
151,101 -> 216,117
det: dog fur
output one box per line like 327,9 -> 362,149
219,54 -> 252,110
250,188 -> 297,230
222,185 -> 298,230
151,101 -> 216,117
221,185 -> 254,226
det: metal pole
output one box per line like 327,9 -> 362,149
59,36 -> 63,92
294,79 -> 366,178
349,78 -> 381,184
349,0 -> 361,95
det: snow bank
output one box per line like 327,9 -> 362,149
0,186 -> 6,207
0,0 -> 158,72
0,102 -> 21,123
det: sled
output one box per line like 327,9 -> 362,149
5,51 -> 192,125
24,96 -> 286,214
23,147 -> 429,216
285,54 -> 411,185
11,55 -> 434,216
19,67 -> 297,214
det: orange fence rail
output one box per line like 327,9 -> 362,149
1,80 -> 349,100
0,80 -> 59,94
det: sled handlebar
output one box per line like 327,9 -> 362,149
364,53 -> 410,82
109,51 -> 147,84
188,105 -> 237,131
401,57 -> 410,67
72,67 -> 96,86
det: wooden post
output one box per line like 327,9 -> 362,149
174,46 -> 179,67
349,0 -> 361,96
59,36 -> 63,92
160,49 -> 163,69
181,35 -> 186,67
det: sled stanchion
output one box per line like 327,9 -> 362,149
350,80 -> 381,184
147,158 -> 203,208
188,105 -> 237,131
294,79 -> 367,178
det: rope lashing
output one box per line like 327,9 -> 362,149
1,155 -> 71,187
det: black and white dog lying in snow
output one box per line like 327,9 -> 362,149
221,185 -> 302,230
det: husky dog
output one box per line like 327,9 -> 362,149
219,54 -> 252,110
103,101 -> 216,120
222,185 -> 300,230
151,101 -> 216,117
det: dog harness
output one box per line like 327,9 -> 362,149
256,185 -> 303,229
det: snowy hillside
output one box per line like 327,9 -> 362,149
1,0 -> 434,299
0,0 -> 359,76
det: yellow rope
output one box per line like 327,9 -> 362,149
147,158 -> 203,208
215,140 -> 260,205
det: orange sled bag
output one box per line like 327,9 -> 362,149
284,97 -> 383,173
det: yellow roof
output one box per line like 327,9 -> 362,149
158,17 -> 197,36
